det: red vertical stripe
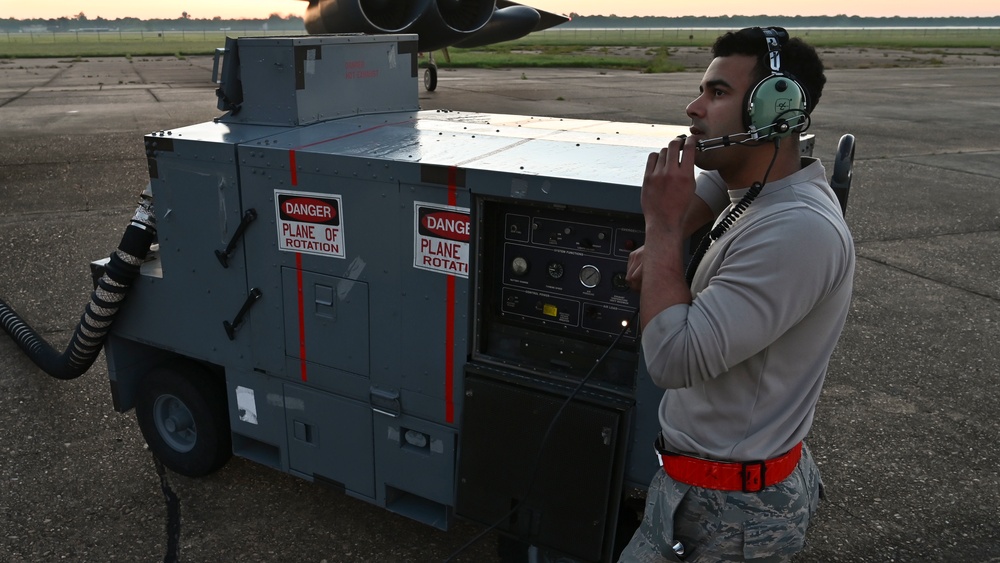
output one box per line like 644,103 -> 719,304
444,166 -> 459,423
290,150 -> 305,380
445,275 -> 455,423
296,252 -> 308,382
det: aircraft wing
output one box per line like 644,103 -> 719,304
301,0 -> 570,52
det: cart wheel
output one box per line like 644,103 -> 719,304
424,65 -> 438,92
135,360 -> 232,477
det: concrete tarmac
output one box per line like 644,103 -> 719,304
1,54 -> 999,562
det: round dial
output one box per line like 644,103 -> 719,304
580,265 -> 601,288
511,256 -> 529,276
612,271 -> 630,291
547,261 -> 564,280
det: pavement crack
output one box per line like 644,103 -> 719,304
857,254 -> 999,302
854,227 -> 1000,246
0,64 -> 74,109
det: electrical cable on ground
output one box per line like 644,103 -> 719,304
153,454 -> 181,563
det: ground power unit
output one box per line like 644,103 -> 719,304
44,34 -> 697,562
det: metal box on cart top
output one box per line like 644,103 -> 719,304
215,33 -> 421,126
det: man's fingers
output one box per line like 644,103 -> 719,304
644,150 -> 660,177
679,134 -> 698,173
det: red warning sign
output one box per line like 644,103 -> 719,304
275,190 -> 345,258
414,202 -> 470,277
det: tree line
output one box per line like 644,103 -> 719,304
3,13 -> 998,34
562,14 -> 1000,28
1,14 -> 306,33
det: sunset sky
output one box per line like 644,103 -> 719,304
4,0 -> 996,20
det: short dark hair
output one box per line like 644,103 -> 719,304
712,27 -> 826,113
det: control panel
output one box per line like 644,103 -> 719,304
472,198 -> 645,390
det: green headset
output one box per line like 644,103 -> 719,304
743,26 -> 809,142
685,27 -> 812,285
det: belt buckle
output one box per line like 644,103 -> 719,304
741,460 -> 767,493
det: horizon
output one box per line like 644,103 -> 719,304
4,1 -> 997,21
7,12 -> 999,21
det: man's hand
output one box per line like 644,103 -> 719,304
636,135 -> 699,328
629,135 -> 709,296
641,135 -> 698,232
626,245 -> 645,291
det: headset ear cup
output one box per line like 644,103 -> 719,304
746,74 -> 807,139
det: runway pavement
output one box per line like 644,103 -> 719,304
1,54 -> 999,562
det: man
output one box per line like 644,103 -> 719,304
619,27 -> 855,562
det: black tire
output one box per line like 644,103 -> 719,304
424,65 -> 438,92
135,360 -> 232,477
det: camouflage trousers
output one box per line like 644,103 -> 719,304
618,443 -> 822,563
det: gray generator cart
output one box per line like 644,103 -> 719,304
91,34 -> 812,562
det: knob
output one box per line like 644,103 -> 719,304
511,256 -> 529,276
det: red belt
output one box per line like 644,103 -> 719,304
656,440 -> 802,493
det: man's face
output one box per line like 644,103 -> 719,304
685,54 -> 758,172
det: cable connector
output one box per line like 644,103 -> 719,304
130,182 -> 157,231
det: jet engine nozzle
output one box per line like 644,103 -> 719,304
304,0 -> 433,34
410,0 -> 497,52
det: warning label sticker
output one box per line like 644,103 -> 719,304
275,190 -> 345,258
414,202 -> 470,278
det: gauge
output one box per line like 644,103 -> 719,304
580,265 -> 601,288
547,261 -> 564,280
511,256 -> 529,276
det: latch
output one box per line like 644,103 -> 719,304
223,287 -> 262,340
216,208 -> 257,268
370,387 -> 401,418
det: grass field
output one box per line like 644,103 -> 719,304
1,28 -> 997,70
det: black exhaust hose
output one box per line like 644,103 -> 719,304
0,191 -> 156,380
